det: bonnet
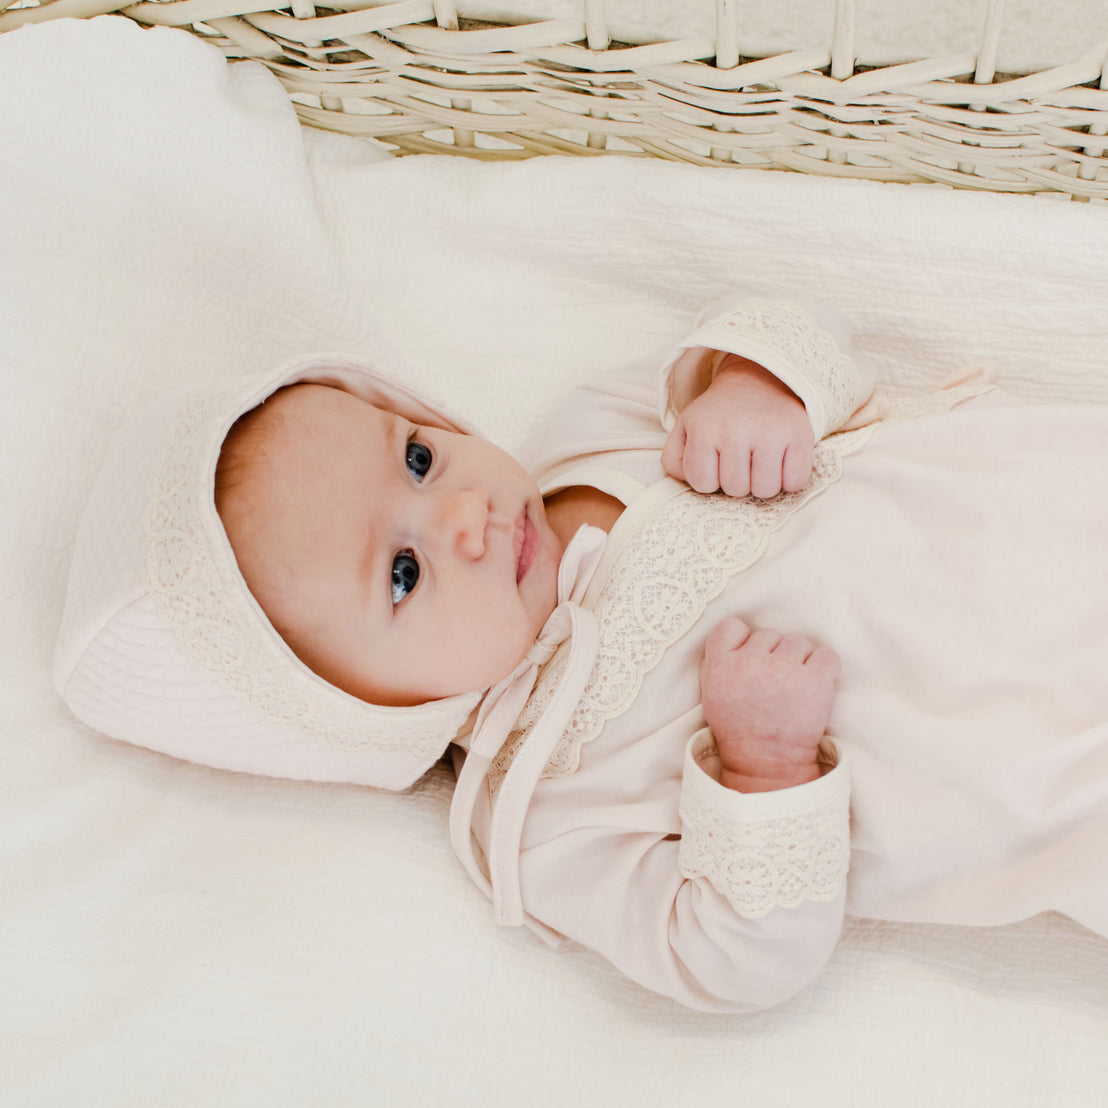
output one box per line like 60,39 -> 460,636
53,355 -> 494,790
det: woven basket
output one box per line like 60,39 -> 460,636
4,0 -> 1107,199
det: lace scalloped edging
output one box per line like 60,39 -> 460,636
678,787 -> 850,918
701,299 -> 863,436
142,387 -> 479,756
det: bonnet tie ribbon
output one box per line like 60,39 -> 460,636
449,524 -> 605,928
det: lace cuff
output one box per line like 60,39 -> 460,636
664,297 -> 875,441
678,728 -> 851,919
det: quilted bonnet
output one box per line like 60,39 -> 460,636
53,356 -> 486,789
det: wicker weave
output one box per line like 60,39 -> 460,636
3,0 -> 1107,199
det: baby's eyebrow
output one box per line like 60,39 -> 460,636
383,410 -> 402,458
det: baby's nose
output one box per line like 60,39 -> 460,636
437,487 -> 487,560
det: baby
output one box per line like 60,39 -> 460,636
215,361 -> 838,795
55,295 -> 1108,1013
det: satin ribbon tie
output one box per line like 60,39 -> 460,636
449,524 -> 606,927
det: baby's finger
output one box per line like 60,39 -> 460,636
718,442 -> 752,499
805,645 -> 842,681
744,627 -> 784,654
782,439 -> 815,493
750,443 -> 785,499
704,616 -> 752,658
772,634 -> 816,663
661,422 -> 687,481
681,435 -> 722,494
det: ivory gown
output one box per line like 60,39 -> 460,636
450,297 -> 1108,1012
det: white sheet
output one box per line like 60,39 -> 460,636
1,16 -> 1106,1107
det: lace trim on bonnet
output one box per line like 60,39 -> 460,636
143,384 -> 479,757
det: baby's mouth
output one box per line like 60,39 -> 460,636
515,505 -> 537,584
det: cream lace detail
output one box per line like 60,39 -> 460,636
678,789 -> 849,918
705,299 -> 862,434
483,425 -> 875,799
845,379 -> 996,426
143,387 -> 479,755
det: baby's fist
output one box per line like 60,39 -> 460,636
662,357 -> 815,499
700,617 -> 840,793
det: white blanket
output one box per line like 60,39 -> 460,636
2,16 -> 1106,1107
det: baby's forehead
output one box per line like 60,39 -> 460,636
247,382 -> 395,442
224,372 -> 474,475
218,384 -> 394,492
268,381 -> 391,419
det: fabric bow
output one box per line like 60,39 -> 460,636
449,523 -> 606,928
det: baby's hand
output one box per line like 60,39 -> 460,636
700,617 -> 840,793
662,355 -> 815,499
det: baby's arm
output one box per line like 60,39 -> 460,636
700,616 -> 840,792
509,621 -> 847,1012
661,297 -> 877,497
516,722 -> 850,1012
522,296 -> 874,502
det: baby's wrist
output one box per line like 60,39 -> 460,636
711,352 -> 767,380
719,760 -> 822,794
707,354 -> 805,411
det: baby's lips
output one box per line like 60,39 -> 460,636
515,505 -> 538,584
512,506 -> 525,570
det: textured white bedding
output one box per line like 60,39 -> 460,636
1,16 -> 1106,1106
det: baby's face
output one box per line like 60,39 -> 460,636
220,384 -> 564,706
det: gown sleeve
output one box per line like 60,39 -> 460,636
522,294 -> 878,493
663,295 -> 878,441
515,731 -> 851,1013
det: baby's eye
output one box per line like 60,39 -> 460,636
405,437 -> 433,483
391,550 -> 420,606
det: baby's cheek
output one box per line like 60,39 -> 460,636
485,606 -> 532,674
435,605 -> 514,693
